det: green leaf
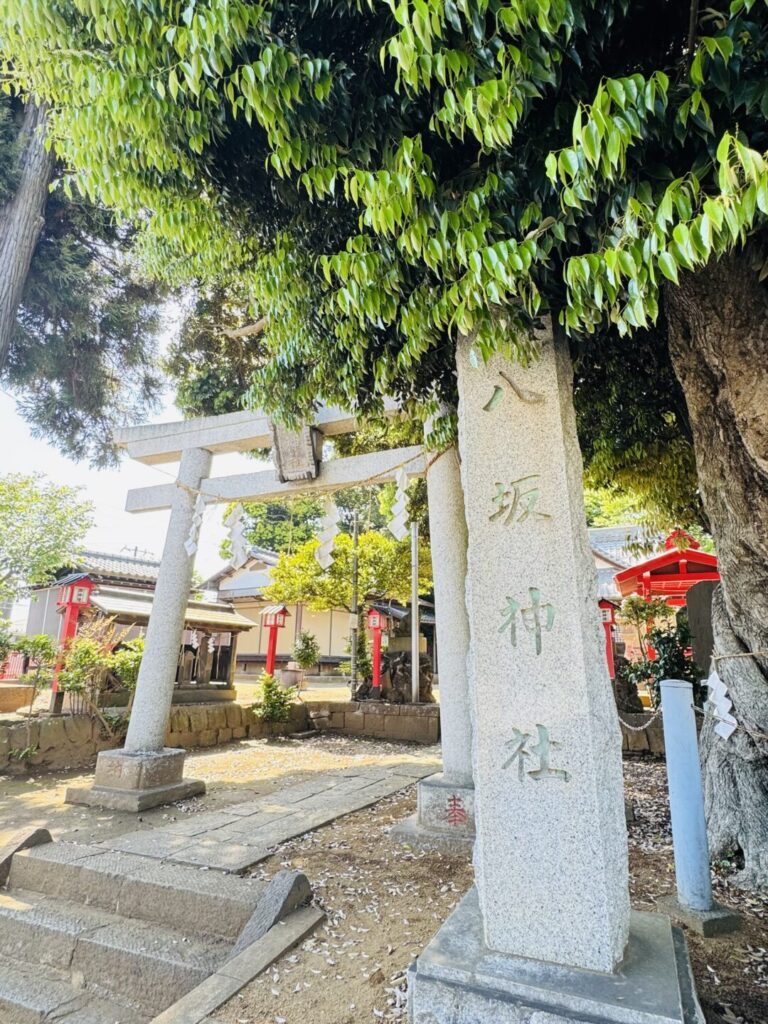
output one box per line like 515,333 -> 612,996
658,251 -> 679,284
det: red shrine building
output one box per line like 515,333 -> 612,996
614,529 -> 720,609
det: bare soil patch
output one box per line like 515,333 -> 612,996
219,757 -> 767,1024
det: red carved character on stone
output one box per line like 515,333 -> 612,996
446,795 -> 468,827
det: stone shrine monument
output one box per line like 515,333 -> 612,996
408,325 -> 702,1023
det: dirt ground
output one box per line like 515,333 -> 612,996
218,757 -> 768,1024
0,734 -> 440,847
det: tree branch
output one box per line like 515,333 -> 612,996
222,317 -> 268,340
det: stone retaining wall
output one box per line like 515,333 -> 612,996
0,701 -> 310,774
619,712 -> 665,756
0,698 -> 439,774
307,701 -> 440,744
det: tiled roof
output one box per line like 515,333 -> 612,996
74,550 -> 160,585
90,587 -> 253,631
587,526 -> 662,568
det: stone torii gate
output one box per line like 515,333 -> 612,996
66,404 -> 475,837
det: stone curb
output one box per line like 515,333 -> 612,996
149,905 -> 324,1024
0,826 -> 52,885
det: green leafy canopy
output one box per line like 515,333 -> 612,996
4,0 -> 767,423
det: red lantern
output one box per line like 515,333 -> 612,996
260,605 -> 290,674
367,607 -> 391,696
51,576 -> 94,712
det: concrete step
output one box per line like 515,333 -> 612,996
0,887 -> 231,1013
8,840 -> 264,940
0,954 -> 147,1024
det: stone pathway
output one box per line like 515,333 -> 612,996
92,762 -> 435,873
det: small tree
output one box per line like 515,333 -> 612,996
14,633 -> 56,754
617,596 -> 673,661
253,672 -> 296,724
292,631 -> 320,672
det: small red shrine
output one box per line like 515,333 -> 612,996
613,530 -> 719,608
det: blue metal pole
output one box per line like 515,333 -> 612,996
660,678 -> 713,912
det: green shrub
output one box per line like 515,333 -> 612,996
253,672 -> 297,723
292,631 -> 320,671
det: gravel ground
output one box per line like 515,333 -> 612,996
218,757 -> 767,1024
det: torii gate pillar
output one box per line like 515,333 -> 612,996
393,435 -> 475,851
66,447 -> 212,811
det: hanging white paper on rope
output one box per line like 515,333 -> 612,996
225,502 -> 249,568
189,629 -> 199,650
706,668 -> 738,740
185,494 -> 206,560
387,467 -> 409,541
316,498 -> 340,569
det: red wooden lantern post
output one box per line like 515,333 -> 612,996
367,608 -> 390,698
261,605 -> 289,676
598,599 -> 617,680
50,577 -> 94,713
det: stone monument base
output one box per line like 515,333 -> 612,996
65,747 -> 205,812
656,894 -> 741,938
408,888 -> 704,1024
391,773 -> 474,854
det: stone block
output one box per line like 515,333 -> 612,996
217,727 -> 233,744
186,706 -> 209,732
363,714 -> 388,738
229,870 -> 311,957
225,704 -> 242,728
364,702 -> 389,715
0,827 -> 52,885
92,747 -> 185,790
248,721 -> 265,739
329,712 -> 345,729
62,715 -> 93,745
656,895 -> 741,937
627,728 -> 651,753
198,729 -> 218,747
344,711 -> 365,733
232,726 -> 247,739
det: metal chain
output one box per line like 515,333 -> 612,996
617,706 -> 663,731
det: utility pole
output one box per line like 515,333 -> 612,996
350,509 -> 359,698
411,521 -> 420,704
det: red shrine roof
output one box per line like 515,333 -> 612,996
614,531 -> 719,602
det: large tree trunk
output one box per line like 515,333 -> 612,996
0,102 -> 54,369
666,244 -> 768,890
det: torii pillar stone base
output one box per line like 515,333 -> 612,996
392,440 -> 475,854
66,748 -> 205,812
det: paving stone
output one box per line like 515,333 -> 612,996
169,840 -> 263,874
100,830 -> 191,859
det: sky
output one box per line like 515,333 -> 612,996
1,379 -> 259,625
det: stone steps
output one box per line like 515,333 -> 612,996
0,953 -> 147,1024
9,840 -> 265,940
0,887 -> 230,1013
0,837 -> 280,1021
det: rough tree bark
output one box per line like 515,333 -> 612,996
0,102 -> 55,369
666,243 -> 768,889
